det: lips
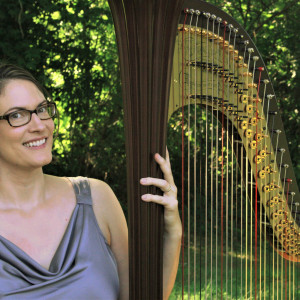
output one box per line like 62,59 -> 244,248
23,138 -> 47,148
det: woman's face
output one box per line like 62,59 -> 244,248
0,79 -> 54,171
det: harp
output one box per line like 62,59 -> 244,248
107,0 -> 300,298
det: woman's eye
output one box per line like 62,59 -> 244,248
37,106 -> 47,113
10,112 -> 24,119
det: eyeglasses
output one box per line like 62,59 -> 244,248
0,102 -> 57,127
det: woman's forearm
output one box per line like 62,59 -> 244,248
163,219 -> 182,300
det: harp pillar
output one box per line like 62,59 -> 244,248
107,0 -> 184,299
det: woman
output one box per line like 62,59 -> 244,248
0,64 -> 182,299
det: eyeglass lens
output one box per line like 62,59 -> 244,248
9,103 -> 56,127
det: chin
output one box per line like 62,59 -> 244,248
29,154 -> 53,169
42,156 -> 53,167
41,154 -> 53,166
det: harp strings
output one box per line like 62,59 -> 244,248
209,15 -> 215,300
179,10 -> 188,300
172,8 -> 300,299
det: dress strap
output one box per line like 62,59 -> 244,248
67,177 -> 92,206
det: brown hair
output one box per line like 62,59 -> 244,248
0,64 -> 48,98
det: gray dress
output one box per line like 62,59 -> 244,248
0,177 -> 120,299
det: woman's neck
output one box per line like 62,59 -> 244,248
0,167 -> 46,210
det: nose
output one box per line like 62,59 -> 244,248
28,113 -> 46,131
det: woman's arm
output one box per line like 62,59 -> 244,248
90,179 -> 129,300
140,149 -> 182,299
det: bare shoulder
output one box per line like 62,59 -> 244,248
44,174 -> 76,208
88,178 -> 128,246
88,178 -> 117,205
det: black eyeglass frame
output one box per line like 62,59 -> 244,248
0,102 -> 57,127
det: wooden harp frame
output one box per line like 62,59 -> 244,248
107,0 -> 184,299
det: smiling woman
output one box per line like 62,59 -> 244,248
0,77 -> 55,170
0,64 -> 182,300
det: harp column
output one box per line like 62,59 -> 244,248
107,0 -> 184,299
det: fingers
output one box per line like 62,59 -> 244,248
166,146 -> 170,164
141,194 -> 165,203
154,152 -> 174,185
140,150 -> 178,213
141,193 -> 178,210
140,177 -> 177,194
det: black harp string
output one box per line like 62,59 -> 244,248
231,27 -> 238,299
241,40 -> 249,298
193,11 -> 200,299
225,24 -> 232,298
215,17 -> 221,299
247,48 -> 254,298
187,12 -> 193,298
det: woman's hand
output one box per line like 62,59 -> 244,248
140,148 -> 182,299
139,148 -> 181,235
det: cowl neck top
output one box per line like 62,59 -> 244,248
0,177 -> 119,299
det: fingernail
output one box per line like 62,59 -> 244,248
141,195 -> 147,200
140,178 -> 147,184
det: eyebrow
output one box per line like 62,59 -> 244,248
3,100 -> 48,115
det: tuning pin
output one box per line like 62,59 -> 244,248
189,9 -> 195,14
239,40 -> 249,45
263,79 -> 269,84
277,148 -> 286,153
272,129 -> 281,134
228,24 -> 233,30
269,111 -> 278,115
267,94 -> 275,100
